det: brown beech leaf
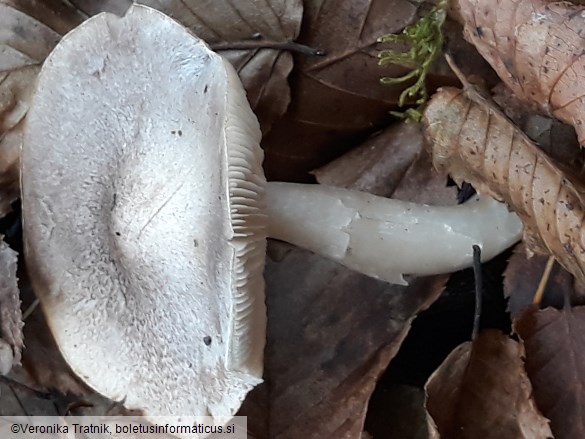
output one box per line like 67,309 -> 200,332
0,365 -> 107,417
391,146 -> 458,206
423,87 -> 585,287
66,1 -> 131,16
0,1 -> 84,69
314,121 -> 457,204
425,329 -> 553,439
0,236 -> 21,373
261,0 -> 421,182
139,0 -> 303,134
515,305 -> 585,439
504,243 -> 585,318
0,381 -> 54,416
314,122 -> 425,196
255,245 -> 448,439
491,84 -> 584,171
365,384 -> 428,439
455,0 -> 585,144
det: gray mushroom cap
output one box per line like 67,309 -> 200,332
22,4 -> 267,418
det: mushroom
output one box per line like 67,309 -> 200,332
23,4 -> 266,420
21,4 -> 522,422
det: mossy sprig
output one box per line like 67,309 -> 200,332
378,0 -> 447,121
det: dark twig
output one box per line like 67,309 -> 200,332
471,245 -> 482,341
210,36 -> 326,56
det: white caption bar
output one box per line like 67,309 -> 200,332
0,416 -> 247,439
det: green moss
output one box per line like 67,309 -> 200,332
378,0 -> 447,122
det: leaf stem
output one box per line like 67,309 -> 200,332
472,245 -> 482,341
533,256 -> 555,305
210,38 -> 326,56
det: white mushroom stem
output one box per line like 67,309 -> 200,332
265,182 -> 523,285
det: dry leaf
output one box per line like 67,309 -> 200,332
441,19 -> 501,89
67,0 -> 131,17
491,84 -> 584,170
256,244 -> 446,439
0,1 -> 82,69
455,0 -> 585,144
0,235 -> 21,372
365,384 -> 428,439
296,0 -> 417,109
425,329 -> 553,439
515,305 -> 585,439
423,87 -> 585,286
0,369 -> 58,416
0,367 -> 117,417
259,7 -> 494,183
314,123 -> 425,195
261,0 -> 421,182
504,243 -> 585,318
391,146 -> 458,206
314,122 -> 457,204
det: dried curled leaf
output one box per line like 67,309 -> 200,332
423,87 -> 585,286
455,0 -> 585,144
425,329 -> 552,439
515,305 -> 585,439
313,123 -> 427,197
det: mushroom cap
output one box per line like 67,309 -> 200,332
22,4 -> 267,418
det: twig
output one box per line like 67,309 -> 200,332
22,298 -> 39,320
533,256 -> 555,305
472,245 -> 482,341
445,52 -> 470,88
210,37 -> 326,56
